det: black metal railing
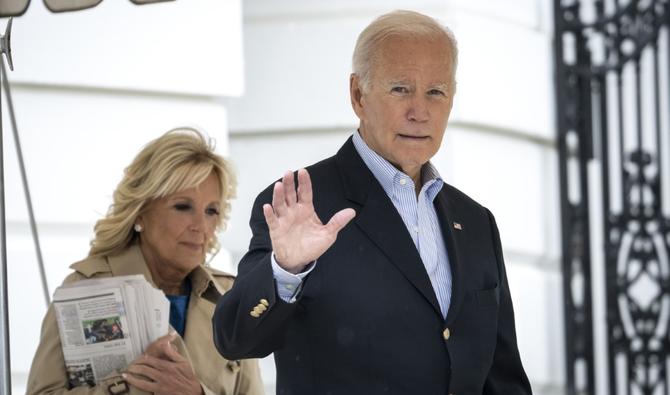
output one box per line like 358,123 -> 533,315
555,0 -> 670,394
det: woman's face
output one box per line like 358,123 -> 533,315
137,172 -> 221,278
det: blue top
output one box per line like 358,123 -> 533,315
165,278 -> 192,337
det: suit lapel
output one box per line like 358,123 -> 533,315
434,189 -> 465,325
335,138 -> 442,317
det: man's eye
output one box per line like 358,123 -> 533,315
391,86 -> 409,94
428,89 -> 445,96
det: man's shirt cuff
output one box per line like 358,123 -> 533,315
271,254 -> 316,303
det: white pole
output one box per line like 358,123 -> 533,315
0,17 -> 12,395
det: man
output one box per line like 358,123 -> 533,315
214,10 -> 532,395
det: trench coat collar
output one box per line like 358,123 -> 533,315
73,243 -> 224,300
106,243 -> 156,284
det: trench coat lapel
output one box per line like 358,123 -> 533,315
335,138 -> 443,318
179,268 -> 237,381
182,287 -> 215,354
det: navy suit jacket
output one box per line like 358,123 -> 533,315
213,137 -> 532,395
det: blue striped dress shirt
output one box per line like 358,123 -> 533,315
351,131 -> 452,318
272,132 -> 453,318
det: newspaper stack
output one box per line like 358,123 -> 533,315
52,274 -> 169,388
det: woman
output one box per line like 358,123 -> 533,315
27,128 -> 264,395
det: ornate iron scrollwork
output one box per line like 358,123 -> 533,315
555,0 -> 670,394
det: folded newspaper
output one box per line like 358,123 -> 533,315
52,275 -> 169,388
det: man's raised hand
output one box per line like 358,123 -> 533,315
263,169 -> 355,274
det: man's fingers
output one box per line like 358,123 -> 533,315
325,208 -> 356,234
282,171 -> 297,206
263,204 -> 279,230
271,181 -> 288,216
297,169 -> 313,204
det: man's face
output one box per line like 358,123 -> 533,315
351,35 -> 455,179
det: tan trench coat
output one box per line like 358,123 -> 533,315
26,244 -> 264,395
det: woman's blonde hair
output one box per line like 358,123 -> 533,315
88,127 -> 236,258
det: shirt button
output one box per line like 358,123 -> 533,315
285,284 -> 295,290
413,225 -> 419,233
443,328 -> 451,340
399,178 -> 407,185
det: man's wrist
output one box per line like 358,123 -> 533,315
273,254 -> 310,274
271,253 -> 317,302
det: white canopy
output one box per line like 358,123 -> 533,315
1,0 -> 172,17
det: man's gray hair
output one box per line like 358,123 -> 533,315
352,10 -> 458,92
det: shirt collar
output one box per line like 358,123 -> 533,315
421,163 -> 444,202
352,130 -> 443,200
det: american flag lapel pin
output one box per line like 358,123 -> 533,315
453,222 -> 463,230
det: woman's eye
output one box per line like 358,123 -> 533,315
206,207 -> 220,216
174,203 -> 192,211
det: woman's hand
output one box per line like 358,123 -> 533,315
124,334 -> 203,395
142,333 -> 178,360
